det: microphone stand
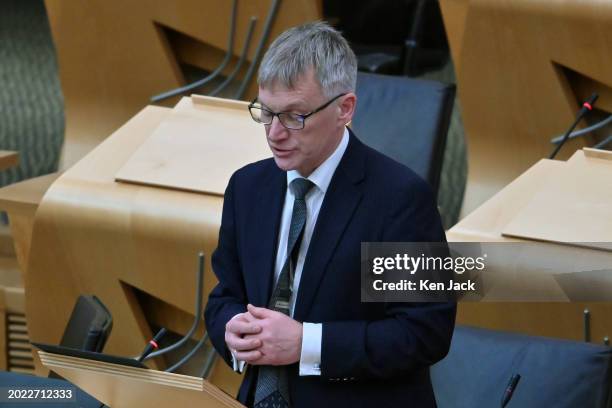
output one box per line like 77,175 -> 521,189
549,93 -> 598,159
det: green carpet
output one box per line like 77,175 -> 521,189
0,0 -> 64,187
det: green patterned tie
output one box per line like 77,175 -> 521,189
254,178 -> 314,408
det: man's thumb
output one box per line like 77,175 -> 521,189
247,303 -> 268,318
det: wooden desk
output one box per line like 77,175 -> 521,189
44,0 -> 321,169
25,96 -> 271,395
0,173 -> 61,279
38,350 -> 244,408
0,151 -> 18,171
0,170 -> 58,372
439,0 -> 612,214
448,150 -> 612,342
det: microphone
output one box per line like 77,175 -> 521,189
500,373 -> 521,408
549,92 -> 598,159
137,328 -> 167,362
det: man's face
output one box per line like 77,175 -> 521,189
257,70 -> 351,176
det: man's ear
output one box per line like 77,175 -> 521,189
338,93 -> 357,125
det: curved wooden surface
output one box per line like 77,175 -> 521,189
0,172 -> 60,372
44,0 -> 321,168
448,151 -> 612,342
0,151 -> 18,172
39,351 -> 244,408
439,0 -> 612,215
0,173 -> 61,279
24,96 -> 272,394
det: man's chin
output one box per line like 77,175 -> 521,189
273,156 -> 295,172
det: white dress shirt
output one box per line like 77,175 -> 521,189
232,128 -> 349,376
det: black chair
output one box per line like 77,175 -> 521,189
59,295 -> 112,352
325,0 -> 449,76
352,72 -> 455,199
47,295 -> 111,393
431,325 -> 612,407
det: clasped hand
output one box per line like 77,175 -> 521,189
225,304 -> 302,366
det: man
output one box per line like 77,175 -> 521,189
205,21 -> 456,407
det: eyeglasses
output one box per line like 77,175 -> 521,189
248,93 -> 347,130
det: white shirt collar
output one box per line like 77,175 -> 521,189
287,127 -> 349,194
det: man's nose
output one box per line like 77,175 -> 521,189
267,116 -> 288,140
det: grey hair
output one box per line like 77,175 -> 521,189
257,21 -> 357,97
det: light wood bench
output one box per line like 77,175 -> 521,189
0,171 -> 59,371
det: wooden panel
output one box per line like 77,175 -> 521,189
438,0 -> 469,76
0,151 -> 19,171
0,173 -> 60,281
448,150 -> 612,342
38,351 -> 244,408
584,147 -> 612,161
502,151 -> 612,247
0,173 -> 60,217
439,0 -> 612,215
7,215 -> 35,281
457,302 -> 612,342
44,0 -> 321,169
25,104 -> 243,395
447,159 -> 565,240
116,96 -> 270,195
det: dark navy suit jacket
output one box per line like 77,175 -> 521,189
205,130 -> 456,407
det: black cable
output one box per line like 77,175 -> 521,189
550,115 -> 612,144
165,333 -> 209,373
143,253 -> 205,360
199,341 -> 218,378
593,134 -> 612,150
150,0 -> 238,102
234,0 -> 282,99
209,16 -> 257,97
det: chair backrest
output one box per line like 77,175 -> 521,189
60,295 -> 112,352
352,72 -> 455,199
431,325 -> 612,408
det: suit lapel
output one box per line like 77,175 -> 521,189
294,131 -> 366,321
249,164 -> 286,306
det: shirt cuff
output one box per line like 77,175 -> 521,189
299,322 -> 322,376
231,351 -> 247,373
229,313 -> 247,373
